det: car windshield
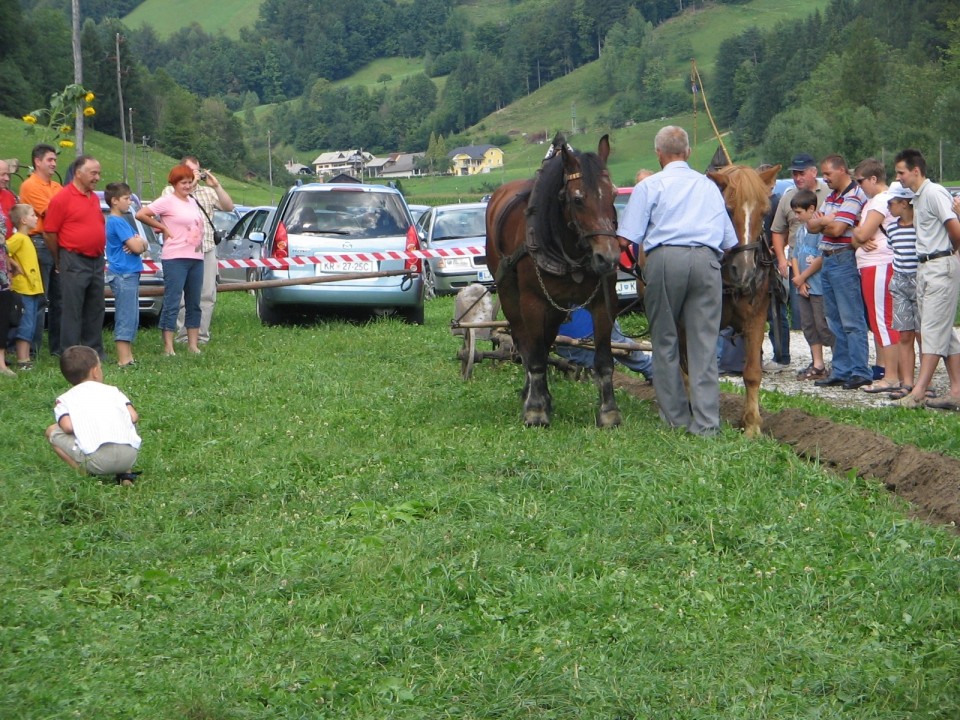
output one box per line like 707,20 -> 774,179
282,192 -> 408,238
433,209 -> 486,241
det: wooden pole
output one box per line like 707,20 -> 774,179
104,268 -> 414,298
690,59 -> 731,165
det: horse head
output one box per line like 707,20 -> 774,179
544,133 -> 619,275
707,164 -> 781,245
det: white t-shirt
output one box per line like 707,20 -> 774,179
856,190 -> 895,269
54,381 -> 142,454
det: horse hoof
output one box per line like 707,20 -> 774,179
523,411 -> 551,427
597,410 -> 623,428
743,424 -> 762,439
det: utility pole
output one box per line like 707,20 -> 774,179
116,33 -> 127,181
72,0 -> 84,154
571,103 -> 577,135
267,129 -> 273,201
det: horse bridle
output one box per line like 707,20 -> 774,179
561,171 -> 620,248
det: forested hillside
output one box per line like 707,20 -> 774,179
4,0 -> 960,180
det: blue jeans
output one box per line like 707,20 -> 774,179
554,322 -> 653,379
14,293 -> 43,342
107,272 -> 141,343
820,248 -> 869,380
767,296 -> 791,364
160,259 -> 202,332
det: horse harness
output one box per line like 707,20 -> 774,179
493,168 -> 617,314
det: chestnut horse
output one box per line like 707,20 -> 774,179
706,163 -> 782,437
486,134 -> 621,427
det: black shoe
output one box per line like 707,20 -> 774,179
842,376 -> 873,390
814,376 -> 845,387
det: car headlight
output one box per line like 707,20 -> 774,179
437,257 -> 472,271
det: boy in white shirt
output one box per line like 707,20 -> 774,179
45,345 -> 142,485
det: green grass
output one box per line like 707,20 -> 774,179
122,0 -> 264,39
332,57 -> 447,95
2,293 -> 960,717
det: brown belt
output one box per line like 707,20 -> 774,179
821,244 -> 853,257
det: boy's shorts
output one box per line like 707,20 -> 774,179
48,426 -> 139,475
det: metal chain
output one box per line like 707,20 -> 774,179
533,259 -> 604,313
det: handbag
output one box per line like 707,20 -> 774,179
192,195 -> 224,245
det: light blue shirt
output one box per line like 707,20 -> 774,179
618,160 -> 738,257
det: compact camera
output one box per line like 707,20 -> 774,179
199,171 -> 208,181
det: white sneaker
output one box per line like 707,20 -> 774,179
762,361 -> 790,373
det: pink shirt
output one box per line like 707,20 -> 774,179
856,190 -> 895,269
148,193 -> 204,261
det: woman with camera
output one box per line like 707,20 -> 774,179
136,164 -> 206,356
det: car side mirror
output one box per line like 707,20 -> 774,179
249,231 -> 266,244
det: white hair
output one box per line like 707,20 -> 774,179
654,126 -> 690,156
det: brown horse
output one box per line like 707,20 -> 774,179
706,163 -> 782,437
486,134 -> 621,427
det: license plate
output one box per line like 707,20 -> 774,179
477,269 -> 493,282
616,280 -> 637,296
320,261 -> 375,274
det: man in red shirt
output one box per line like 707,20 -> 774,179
0,159 -> 16,238
43,155 -> 106,356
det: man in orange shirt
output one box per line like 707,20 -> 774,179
44,155 -> 105,357
19,144 -> 63,357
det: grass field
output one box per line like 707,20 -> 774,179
122,0 -> 263,39
2,293 -> 960,717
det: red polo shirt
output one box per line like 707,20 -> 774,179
44,182 -> 105,257
0,188 -> 16,238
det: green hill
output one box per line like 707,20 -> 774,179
122,0 -> 263,39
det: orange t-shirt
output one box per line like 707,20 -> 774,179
18,173 -> 63,235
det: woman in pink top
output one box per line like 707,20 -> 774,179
136,164 -> 205,356
852,159 -> 900,392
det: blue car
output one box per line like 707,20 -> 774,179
253,183 -> 425,325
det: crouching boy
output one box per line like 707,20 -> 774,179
46,345 -> 142,484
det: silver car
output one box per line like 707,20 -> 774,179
217,205 -> 274,284
254,184 -> 425,325
416,202 -> 491,297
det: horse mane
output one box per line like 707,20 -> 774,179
712,164 -> 771,216
526,147 -> 606,250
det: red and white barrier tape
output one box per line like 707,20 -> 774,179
140,245 -> 485,273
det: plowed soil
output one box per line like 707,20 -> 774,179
614,371 -> 960,531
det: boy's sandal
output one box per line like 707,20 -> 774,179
799,365 -> 827,380
118,360 -> 137,368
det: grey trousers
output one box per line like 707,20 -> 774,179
58,249 -> 105,356
644,245 -> 723,436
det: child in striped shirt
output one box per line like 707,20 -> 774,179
45,345 -> 142,485
885,185 -> 920,397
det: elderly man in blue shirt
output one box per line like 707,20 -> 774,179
617,125 -> 738,436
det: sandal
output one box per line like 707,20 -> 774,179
861,382 -> 901,394
798,365 -> 827,380
889,386 -> 937,400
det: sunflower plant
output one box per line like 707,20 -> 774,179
22,84 -> 96,150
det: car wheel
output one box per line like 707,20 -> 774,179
256,291 -> 283,326
423,264 -> 437,300
401,304 -> 425,325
